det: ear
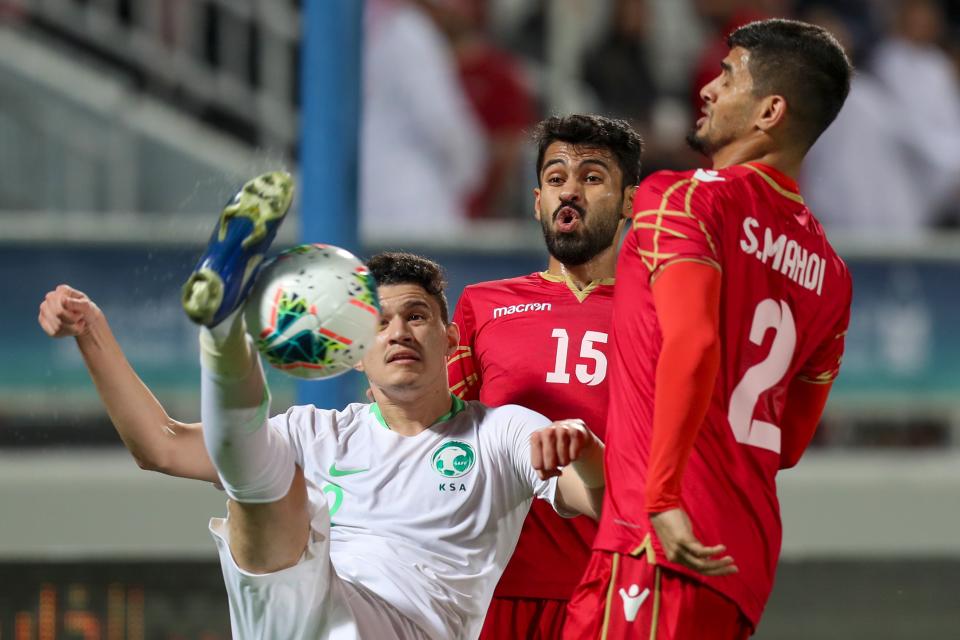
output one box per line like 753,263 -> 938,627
445,321 -> 461,357
622,185 -> 637,219
354,359 -> 365,373
533,187 -> 543,222
756,94 -> 788,133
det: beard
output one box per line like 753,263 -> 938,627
686,127 -> 711,155
686,115 -> 741,157
539,200 -> 623,266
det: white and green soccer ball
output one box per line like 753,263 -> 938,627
244,244 -> 380,379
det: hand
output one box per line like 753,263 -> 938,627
650,508 -> 738,576
530,419 -> 596,481
38,285 -> 102,339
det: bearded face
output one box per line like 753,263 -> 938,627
535,142 -> 629,266
538,196 -> 624,266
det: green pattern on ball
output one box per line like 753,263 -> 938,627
256,289 -> 346,371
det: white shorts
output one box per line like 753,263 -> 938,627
210,504 -> 430,640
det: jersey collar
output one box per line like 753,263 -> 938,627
539,271 -> 615,303
370,394 -> 466,430
742,162 -> 804,204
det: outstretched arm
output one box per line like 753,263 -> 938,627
38,285 -> 217,482
530,419 -> 605,520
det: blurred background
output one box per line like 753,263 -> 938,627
1,0 -> 959,638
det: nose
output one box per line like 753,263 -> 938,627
385,315 -> 413,344
700,77 -> 718,105
560,183 -> 582,204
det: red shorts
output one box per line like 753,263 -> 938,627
563,551 -> 752,640
479,596 -> 568,640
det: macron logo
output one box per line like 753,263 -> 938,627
492,302 -> 552,319
619,584 -> 650,622
693,168 -> 725,183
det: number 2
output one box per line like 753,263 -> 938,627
727,299 -> 796,454
546,329 -> 608,386
322,483 -> 343,516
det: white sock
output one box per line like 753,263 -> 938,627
199,318 -> 295,504
199,308 -> 254,380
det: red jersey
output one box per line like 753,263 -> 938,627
595,163 -> 852,625
449,272 -> 614,599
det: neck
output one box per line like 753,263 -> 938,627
545,226 -> 621,289
710,138 -> 803,180
370,383 -> 454,437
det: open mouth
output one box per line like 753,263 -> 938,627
554,206 -> 583,233
387,350 -> 420,364
696,108 -> 709,129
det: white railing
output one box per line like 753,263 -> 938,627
25,0 -> 300,149
0,24 -> 271,217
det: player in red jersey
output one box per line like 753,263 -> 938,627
448,114 -> 643,639
565,19 -> 854,639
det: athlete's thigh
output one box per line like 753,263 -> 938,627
667,579 -> 752,640
480,597 -> 568,640
564,551 -> 751,640
563,551 -> 617,640
212,516 -> 335,638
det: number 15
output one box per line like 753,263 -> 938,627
546,329 -> 608,386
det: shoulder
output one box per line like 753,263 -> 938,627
634,168 -> 734,214
635,169 -> 697,201
461,274 -> 540,298
467,403 -> 551,463
477,403 -> 552,433
270,402 -> 369,440
456,274 -> 545,320
803,215 -> 853,297
823,242 -> 853,302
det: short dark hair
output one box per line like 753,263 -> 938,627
728,18 -> 852,150
533,114 -> 644,188
366,252 -> 450,323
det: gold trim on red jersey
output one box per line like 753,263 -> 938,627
798,332 -> 846,384
623,537 -> 661,639
449,373 -> 478,398
634,178 -> 690,272
447,347 -> 473,367
600,552 -> 622,640
634,178 -> 719,276
629,533 -> 657,563
684,180 -> 719,259
649,567 -> 662,640
797,370 -> 839,385
649,257 -> 722,284
742,163 -> 805,204
538,271 -> 615,303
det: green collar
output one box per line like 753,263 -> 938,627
370,394 -> 466,430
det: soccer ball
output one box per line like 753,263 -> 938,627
243,244 -> 380,379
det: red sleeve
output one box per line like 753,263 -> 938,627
632,172 -> 723,284
798,277 -> 851,384
448,291 -> 482,401
645,261 -> 722,513
779,378 -> 832,469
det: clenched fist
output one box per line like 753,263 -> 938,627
38,285 -> 102,339
530,418 -> 598,481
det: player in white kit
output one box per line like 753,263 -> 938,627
37,174 -> 605,640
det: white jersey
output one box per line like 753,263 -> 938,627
271,397 -> 570,640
